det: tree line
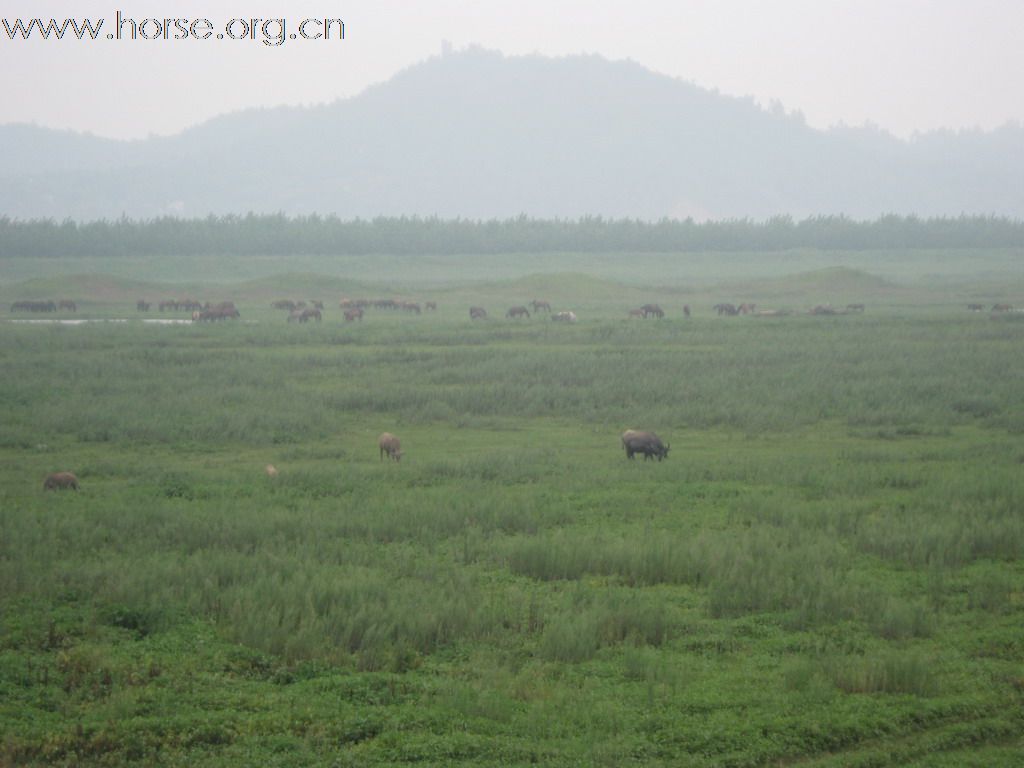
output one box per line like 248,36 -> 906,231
1,213 -> 1022,257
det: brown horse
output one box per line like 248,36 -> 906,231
469,306 -> 487,320
506,306 -> 530,319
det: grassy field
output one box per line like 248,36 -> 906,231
1,258 -> 1023,766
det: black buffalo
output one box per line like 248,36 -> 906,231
621,430 -> 670,461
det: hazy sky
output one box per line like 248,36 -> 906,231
2,1 -> 1022,140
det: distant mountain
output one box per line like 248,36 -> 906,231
2,47 -> 1023,220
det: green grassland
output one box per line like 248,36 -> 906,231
1,258 -> 1023,766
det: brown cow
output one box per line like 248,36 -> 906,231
378,433 -> 403,462
43,472 -> 79,491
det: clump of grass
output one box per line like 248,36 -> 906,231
823,652 -> 938,696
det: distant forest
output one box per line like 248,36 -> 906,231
1,214 -> 1022,258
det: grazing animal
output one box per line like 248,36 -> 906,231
640,303 -> 664,319
11,300 -> 56,312
738,303 -> 756,315
683,304 -> 691,317
194,307 -> 239,322
967,303 -> 984,311
846,303 -> 865,313
344,308 -> 364,322
621,430 -> 670,461
265,464 -> 279,478
273,299 -> 298,311
311,300 -> 324,310
809,305 -> 837,316
137,300 -> 150,311
43,472 -> 79,491
302,308 -> 322,322
714,303 -> 738,316
378,432 -> 403,462
628,308 -> 645,318
530,300 -> 552,313
470,306 -> 488,320
506,306 -> 530,319
992,303 -> 1013,312
58,300 -> 77,312
552,310 -> 577,322
425,301 -> 437,311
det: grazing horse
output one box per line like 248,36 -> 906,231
967,303 -> 984,312
628,308 -> 645,319
470,306 -> 487,320
273,300 -> 298,311
425,301 -> 437,311
992,303 -> 1013,312
530,300 -> 552,313
738,303 -> 756,315
58,300 -> 77,312
846,303 -> 865,313
714,303 -> 738,316
43,472 -> 79,491
506,306 -> 530,319
378,433 -> 403,462
137,300 -> 150,312
344,308 -> 364,322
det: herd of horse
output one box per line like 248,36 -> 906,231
12,297 -> 1020,323
10,299 -> 76,313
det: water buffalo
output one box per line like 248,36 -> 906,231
640,304 -> 664,319
43,472 -> 79,491
621,430 -> 670,461
506,306 -> 530,319
378,432 -> 403,462
470,306 -> 488,320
